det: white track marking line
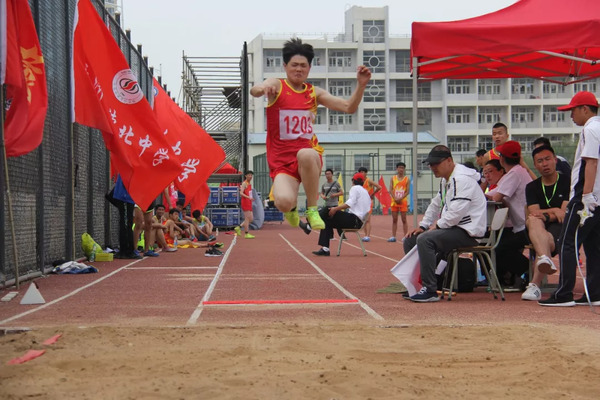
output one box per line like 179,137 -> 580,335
0,258 -> 144,326
340,241 -> 400,262
280,234 -> 384,320
127,266 -> 219,270
186,236 -> 237,325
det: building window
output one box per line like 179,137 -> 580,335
329,80 -> 353,97
329,111 -> 353,127
543,82 -> 566,94
447,107 -> 471,124
448,136 -> 471,153
478,79 -> 502,95
416,154 -> 429,172
354,154 -> 370,171
325,154 -> 343,172
515,135 -> 537,153
385,154 -> 403,170
329,50 -> 352,68
447,79 -> 470,94
365,80 -> 385,102
395,80 -> 430,101
543,106 -> 565,123
396,108 -> 431,132
364,108 -> 386,131
574,81 -> 598,93
512,78 -> 535,95
512,107 -> 535,124
478,107 -> 502,125
314,108 -> 325,125
264,49 -> 282,71
395,50 -> 411,73
363,20 -> 385,43
363,50 -> 385,73
479,136 -> 494,151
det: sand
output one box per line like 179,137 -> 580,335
1,322 -> 600,399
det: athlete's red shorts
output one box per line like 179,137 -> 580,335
271,153 -> 323,182
391,201 -> 408,213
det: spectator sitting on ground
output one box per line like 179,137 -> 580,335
532,137 -> 572,176
150,204 -> 177,252
521,145 -> 570,301
482,159 -> 505,192
192,209 -> 215,241
163,209 -> 210,248
133,202 -> 160,257
403,145 -> 487,303
486,140 -> 533,289
174,199 -> 199,239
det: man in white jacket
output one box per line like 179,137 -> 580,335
404,145 -> 487,302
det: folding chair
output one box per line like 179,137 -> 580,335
442,207 -> 509,301
337,229 -> 367,256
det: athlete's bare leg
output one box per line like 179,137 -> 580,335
297,148 -> 322,208
272,174 -> 300,212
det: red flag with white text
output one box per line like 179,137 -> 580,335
375,175 -> 392,215
1,0 -> 48,157
151,78 -> 225,211
72,0 -> 182,210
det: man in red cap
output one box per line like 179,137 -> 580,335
486,140 -> 533,289
539,91 -> 600,307
311,173 -> 371,256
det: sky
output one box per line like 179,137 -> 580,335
120,0 -> 517,98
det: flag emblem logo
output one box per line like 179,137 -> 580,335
112,69 -> 143,104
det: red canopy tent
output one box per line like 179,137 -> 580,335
411,0 -> 600,84
406,0 -> 600,225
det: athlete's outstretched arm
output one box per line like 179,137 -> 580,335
316,65 -> 371,113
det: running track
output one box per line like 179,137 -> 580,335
1,216 -> 598,329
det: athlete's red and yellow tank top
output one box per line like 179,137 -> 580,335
487,148 -> 500,160
391,175 -> 409,207
266,79 -> 323,178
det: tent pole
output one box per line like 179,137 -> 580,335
411,57 -> 419,228
0,85 -> 20,289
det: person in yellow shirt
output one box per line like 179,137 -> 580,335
389,162 -> 410,242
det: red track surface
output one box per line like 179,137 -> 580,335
1,216 -> 598,328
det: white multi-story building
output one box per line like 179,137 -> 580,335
246,5 -> 593,210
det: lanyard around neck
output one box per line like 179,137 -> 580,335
542,174 -> 559,208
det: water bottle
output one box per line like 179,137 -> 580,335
174,236 -> 178,248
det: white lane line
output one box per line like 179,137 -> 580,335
186,236 -> 237,325
0,258 -> 144,326
127,266 -> 219,270
280,234 -> 384,321
341,241 -> 400,262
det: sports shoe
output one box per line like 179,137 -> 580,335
538,296 -> 575,307
521,283 -> 542,301
387,237 -> 397,242
305,208 -> 325,230
409,287 -> 440,303
244,233 -> 255,239
234,226 -> 242,236
143,250 -> 160,257
574,295 -> 600,306
299,220 -> 312,235
536,254 -> 557,275
284,208 -> 300,227
312,248 -> 330,256
163,246 -> 177,252
204,248 -> 223,257
211,247 -> 223,255
362,236 -> 370,242
213,242 -> 224,248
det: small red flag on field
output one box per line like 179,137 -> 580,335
375,175 -> 392,215
1,0 -> 48,157
72,0 -> 183,210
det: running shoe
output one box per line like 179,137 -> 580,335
305,208 -> 324,230
521,283 -> 542,301
387,237 -> 397,242
538,295 -> 575,307
213,242 -> 224,248
163,246 -> 177,252
284,208 -> 300,227
143,250 -> 160,257
536,254 -> 557,275
244,233 -> 255,239
409,287 -> 440,303
299,220 -> 312,235
574,295 -> 600,306
234,226 -> 242,236
362,236 -> 371,242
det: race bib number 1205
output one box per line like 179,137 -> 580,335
279,110 -> 314,140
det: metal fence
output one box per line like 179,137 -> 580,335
0,0 -> 153,286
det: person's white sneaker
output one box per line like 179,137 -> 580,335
521,283 -> 542,301
536,254 -> 557,275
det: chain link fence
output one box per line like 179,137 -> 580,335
1,0 -> 153,286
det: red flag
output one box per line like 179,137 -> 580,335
72,0 -> 182,210
375,175 -> 392,215
151,78 -> 225,209
2,0 -> 48,157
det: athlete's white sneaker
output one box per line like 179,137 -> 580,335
521,283 -> 542,301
